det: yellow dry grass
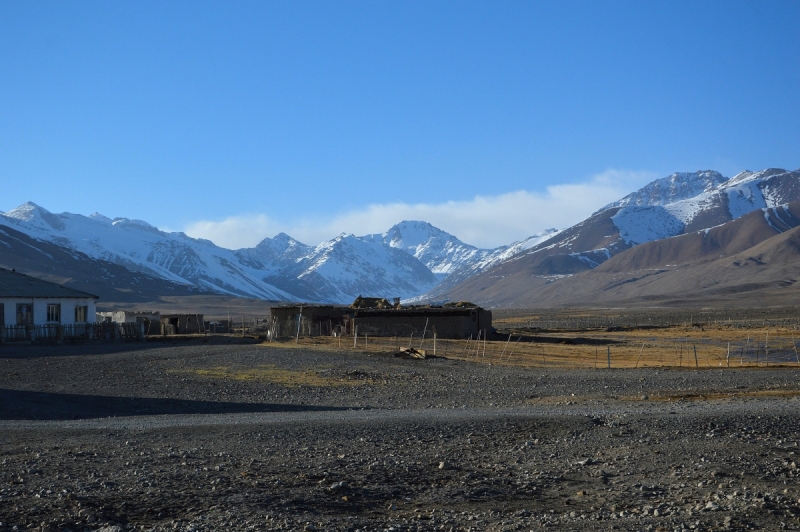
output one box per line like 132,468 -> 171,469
260,323 -> 800,370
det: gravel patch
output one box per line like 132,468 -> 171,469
2,343 -> 800,531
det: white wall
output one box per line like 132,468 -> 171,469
0,298 -> 96,326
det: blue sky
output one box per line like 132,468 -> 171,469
1,1 -> 798,248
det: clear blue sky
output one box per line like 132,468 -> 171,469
1,1 -> 799,248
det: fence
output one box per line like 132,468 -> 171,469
262,317 -> 444,342
0,322 -> 146,344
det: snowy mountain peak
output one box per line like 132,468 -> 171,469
4,201 -> 66,231
724,168 -> 787,187
5,201 -> 51,221
239,232 -> 312,267
273,232 -> 301,244
597,170 -> 727,214
88,213 -> 114,224
111,217 -> 156,230
384,220 -> 456,248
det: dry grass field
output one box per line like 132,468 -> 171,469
259,307 -> 800,370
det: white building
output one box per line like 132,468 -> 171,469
0,268 -> 98,329
96,310 -> 161,334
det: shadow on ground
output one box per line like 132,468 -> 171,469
0,389 -> 351,420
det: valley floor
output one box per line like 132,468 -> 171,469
2,342 -> 800,531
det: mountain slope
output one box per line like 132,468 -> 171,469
440,201 -> 800,307
0,222 -> 209,303
1,202 -> 296,300
377,221 -> 492,281
597,170 -> 726,212
430,168 -> 800,306
0,204 -> 449,304
290,234 -> 439,302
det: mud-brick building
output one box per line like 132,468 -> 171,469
269,302 -> 491,339
269,305 -> 350,336
352,306 -> 492,339
160,314 -> 204,335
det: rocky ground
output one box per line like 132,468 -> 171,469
2,340 -> 800,531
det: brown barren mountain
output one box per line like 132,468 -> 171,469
442,202 -> 800,308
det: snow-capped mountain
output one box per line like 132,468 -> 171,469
5,166 -> 797,307
289,233 -> 439,302
596,170 -> 727,213
1,202 -> 296,300
429,167 -> 800,305
235,233 -> 313,270
374,221 -> 494,281
0,203 -> 547,304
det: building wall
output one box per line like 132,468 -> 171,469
353,315 -> 478,339
353,309 -> 492,339
96,311 -> 161,334
160,314 -> 204,334
269,305 -> 492,339
0,297 -> 96,327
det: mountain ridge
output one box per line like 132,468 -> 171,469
4,166 -> 799,307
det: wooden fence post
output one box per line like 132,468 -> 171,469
635,342 -> 645,369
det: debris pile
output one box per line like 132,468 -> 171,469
394,347 -> 427,359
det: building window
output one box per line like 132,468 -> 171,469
75,305 -> 88,323
16,304 -> 33,325
47,304 -> 61,323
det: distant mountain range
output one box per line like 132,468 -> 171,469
436,168 -> 800,307
0,202 -> 553,304
1,166 -> 798,307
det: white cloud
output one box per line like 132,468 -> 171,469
184,169 -> 655,249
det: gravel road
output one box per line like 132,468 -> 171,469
2,341 -> 800,531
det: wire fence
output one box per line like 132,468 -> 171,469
262,329 -> 800,369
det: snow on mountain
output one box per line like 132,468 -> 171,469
1,202 -> 295,300
427,167 -> 800,305
373,221 -> 492,281
612,207 -> 684,245
405,228 -> 562,302
235,233 -> 313,270
485,229 -> 562,264
291,233 -> 439,302
10,167 -> 793,306
597,170 -> 726,213
608,168 -> 800,246
0,204 -> 447,304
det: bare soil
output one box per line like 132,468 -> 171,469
2,341 -> 800,531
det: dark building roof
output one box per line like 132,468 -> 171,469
0,268 -> 98,299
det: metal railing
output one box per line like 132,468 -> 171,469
0,322 -> 146,343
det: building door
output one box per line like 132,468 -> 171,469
170,317 -> 180,334
0,303 -> 4,327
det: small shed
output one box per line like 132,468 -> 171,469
160,314 -> 204,335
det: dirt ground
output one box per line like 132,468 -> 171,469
2,339 -> 800,531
